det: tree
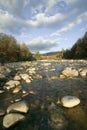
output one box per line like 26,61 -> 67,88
33,51 -> 41,60
0,33 -> 34,63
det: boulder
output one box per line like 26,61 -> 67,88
3,113 -> 25,128
62,67 -> 78,77
7,100 -> 29,113
61,95 -> 80,108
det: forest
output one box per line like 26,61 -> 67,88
0,32 -> 87,63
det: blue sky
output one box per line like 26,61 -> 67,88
0,0 -> 87,53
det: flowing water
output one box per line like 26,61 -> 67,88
0,60 -> 87,130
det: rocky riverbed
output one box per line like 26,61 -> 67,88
0,60 -> 87,130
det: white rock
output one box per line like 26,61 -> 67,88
25,79 -> 31,83
28,68 -> 36,74
3,113 -> 24,128
6,80 -> 20,86
61,95 -> 80,108
7,101 -> 29,113
12,86 -> 22,94
0,90 -> 5,94
62,67 -> 78,77
5,80 -> 20,89
20,74 -> 29,80
80,69 -> 87,77
14,75 -> 21,81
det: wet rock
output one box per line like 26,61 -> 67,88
15,98 -> 22,102
12,86 -> 22,94
5,80 -> 20,90
0,109 -> 5,116
59,74 -> 66,79
0,90 -> 5,94
20,74 -> 29,80
80,69 -> 87,77
14,75 -> 21,81
3,113 -> 25,128
25,78 -> 31,83
7,100 -> 29,113
61,95 -> 80,108
0,74 -> 5,79
6,68 -> 11,73
28,68 -> 36,74
62,67 -> 79,77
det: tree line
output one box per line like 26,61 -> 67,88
56,32 -> 87,59
0,33 -> 34,63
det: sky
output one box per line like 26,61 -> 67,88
0,0 -> 87,54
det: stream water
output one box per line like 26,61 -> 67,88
0,60 -> 87,130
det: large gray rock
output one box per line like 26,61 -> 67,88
62,67 -> 79,77
7,101 -> 29,113
3,113 -> 25,128
61,95 -> 80,108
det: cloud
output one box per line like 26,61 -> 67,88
27,36 -> 59,52
26,12 -> 65,27
51,11 -> 87,36
26,8 -> 77,28
0,9 -> 27,34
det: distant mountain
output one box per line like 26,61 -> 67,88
43,51 -> 59,56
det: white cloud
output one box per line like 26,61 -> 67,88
26,12 -> 65,27
0,10 -> 15,29
0,9 -> 28,34
27,36 -> 59,52
0,0 -> 24,17
51,11 -> 87,36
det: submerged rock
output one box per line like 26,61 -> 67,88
49,108 -> 67,130
3,113 -> 25,128
7,100 -> 29,113
61,95 -> 80,108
